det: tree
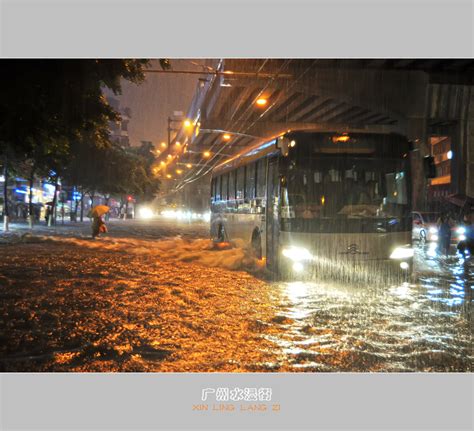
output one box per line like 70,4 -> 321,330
0,59 -> 150,229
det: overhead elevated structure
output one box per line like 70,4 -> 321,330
161,59 -> 474,208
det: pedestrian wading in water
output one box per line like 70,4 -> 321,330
91,215 -> 107,239
88,205 -> 110,239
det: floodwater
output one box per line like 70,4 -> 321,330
0,219 -> 471,372
267,241 -> 472,371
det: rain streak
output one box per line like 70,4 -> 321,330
0,219 -> 471,372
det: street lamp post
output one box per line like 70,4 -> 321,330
167,115 -> 193,147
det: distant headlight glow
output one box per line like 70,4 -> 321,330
457,227 -> 466,235
459,234 -> 466,241
282,246 -> 313,262
138,207 -> 153,219
390,246 -> 414,260
429,227 -> 438,234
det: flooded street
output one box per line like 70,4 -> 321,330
0,219 -> 472,372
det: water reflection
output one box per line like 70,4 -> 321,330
269,246 -> 472,371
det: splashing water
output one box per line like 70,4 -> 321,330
16,233 -> 265,273
2,231 -> 471,372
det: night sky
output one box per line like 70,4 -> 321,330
103,59 -> 205,147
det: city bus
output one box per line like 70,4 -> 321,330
210,130 -> 414,281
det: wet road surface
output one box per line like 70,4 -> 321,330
0,219 -> 472,371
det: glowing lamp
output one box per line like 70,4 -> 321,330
332,134 -> 351,143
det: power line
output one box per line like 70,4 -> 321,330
174,60 -> 307,191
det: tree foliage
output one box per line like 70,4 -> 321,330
0,59 -> 160,220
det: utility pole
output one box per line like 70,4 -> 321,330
167,116 -> 184,147
167,117 -> 171,148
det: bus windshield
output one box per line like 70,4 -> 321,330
280,156 -> 410,232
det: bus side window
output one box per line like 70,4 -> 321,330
236,167 -> 245,199
216,175 -> 222,201
211,178 -> 216,202
245,162 -> 256,200
221,173 -> 228,201
256,159 -> 266,198
229,170 -> 236,200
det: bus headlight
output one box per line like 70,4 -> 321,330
282,246 -> 313,262
457,227 -> 466,235
390,246 -> 414,260
459,234 -> 466,241
292,262 -> 304,272
429,227 -> 438,234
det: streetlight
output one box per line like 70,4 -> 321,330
176,169 -> 183,175
160,142 -> 167,148
256,97 -> 268,107
168,116 -> 193,147
203,151 -> 211,158
223,133 -> 231,141
186,163 -> 192,168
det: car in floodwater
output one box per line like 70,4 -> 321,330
412,211 -> 470,246
412,211 -> 440,243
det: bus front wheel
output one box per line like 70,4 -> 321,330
251,229 -> 262,259
216,224 -> 226,243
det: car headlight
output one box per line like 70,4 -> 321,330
429,227 -> 438,234
457,227 -> 466,235
459,234 -> 466,241
390,246 -> 414,260
282,246 -> 313,262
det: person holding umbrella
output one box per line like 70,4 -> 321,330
90,205 -> 109,239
